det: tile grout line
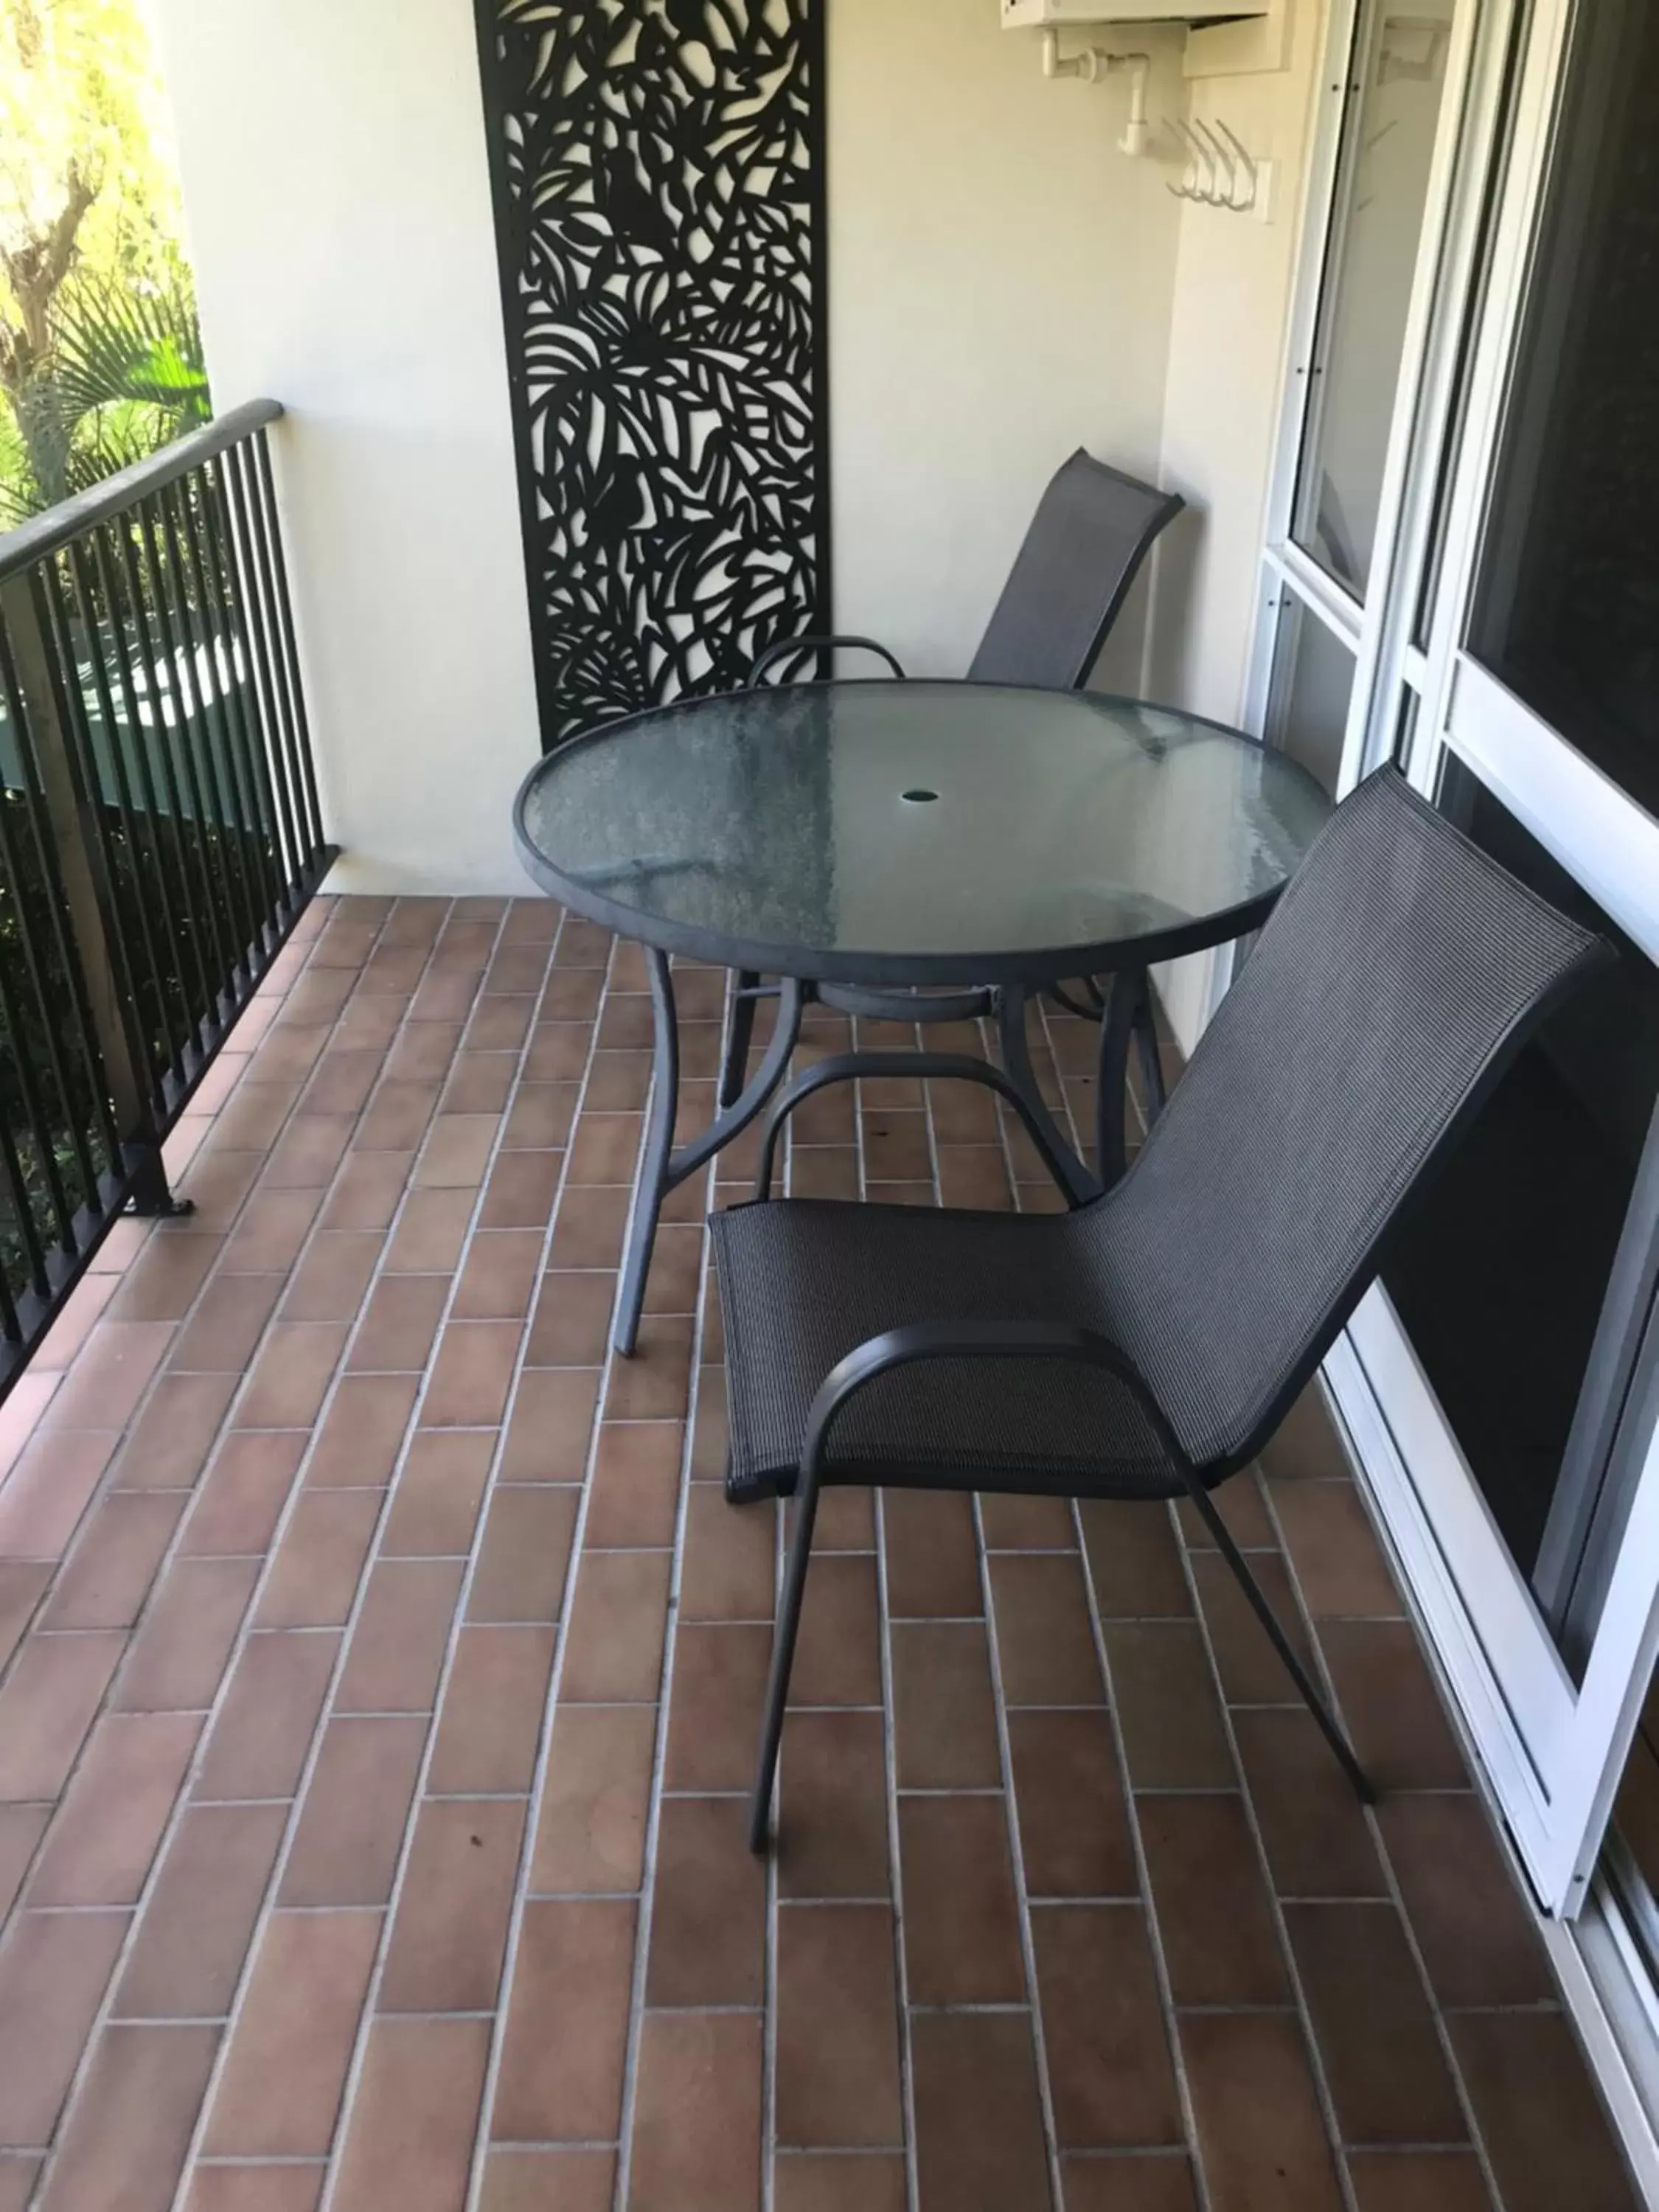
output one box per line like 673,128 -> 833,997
457,927 -> 630,2212
861,1013 -> 923,2212
1071,1486 -> 1215,2212
0,914 -> 331,1707
872,1489 -> 920,2211
0,909 -> 369,2183
920,1008 -> 1072,2202
611,1062 -> 719,2212
13,897 -> 439,2210
1257,1473 -> 1513,2211
757,984 -> 801,2212
0,943 -> 323,1753
1168,1489 -> 1365,2212
161,898 -> 515,2211
310,905 -> 577,2212
972,1489 -> 1068,2207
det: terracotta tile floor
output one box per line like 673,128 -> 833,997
0,891 -> 1643,2211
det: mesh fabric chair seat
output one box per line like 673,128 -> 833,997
720,768 -> 1612,1853
713,1200 -> 1185,1500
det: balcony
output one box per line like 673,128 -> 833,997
0,888 -> 1635,2211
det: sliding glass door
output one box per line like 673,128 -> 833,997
1245,0 -> 1463,801
1256,0 -> 1659,1924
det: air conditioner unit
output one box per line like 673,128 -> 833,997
1002,0 -> 1267,24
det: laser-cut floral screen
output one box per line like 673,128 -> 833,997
476,0 -> 830,748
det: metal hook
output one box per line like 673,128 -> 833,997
1164,118 -> 1192,199
1214,117 -> 1258,213
1189,117 -> 1234,206
1165,117 -> 1204,202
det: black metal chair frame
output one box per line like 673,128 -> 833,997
723,452 -> 1186,1120
716,772 -> 1613,1854
757,1320 -> 1371,1854
514,682 -> 1321,1366
740,1059 -> 1370,1849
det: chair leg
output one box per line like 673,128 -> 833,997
1184,1481 -> 1375,1805
750,1462 -> 822,1852
721,972 -> 762,1112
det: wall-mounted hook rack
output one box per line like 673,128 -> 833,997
1166,111 -> 1272,218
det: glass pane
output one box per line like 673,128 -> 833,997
1265,596 -> 1356,796
1382,751 -> 1659,1669
1470,0 -> 1659,824
1411,0 -> 1534,649
1293,1 -> 1455,599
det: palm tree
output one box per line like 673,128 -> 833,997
0,271 -> 210,524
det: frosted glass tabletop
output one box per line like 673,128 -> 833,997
514,682 -> 1332,985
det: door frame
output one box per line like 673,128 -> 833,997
1247,0 -> 1659,1923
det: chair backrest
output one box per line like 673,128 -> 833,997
1085,768 -> 1610,1474
966,451 -> 1186,691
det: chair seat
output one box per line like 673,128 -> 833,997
710,1197 -> 1186,1499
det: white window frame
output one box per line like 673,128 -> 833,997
1251,0 -> 1659,1926
1241,0 -> 1482,801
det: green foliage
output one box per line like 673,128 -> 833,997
0,0 -> 206,524
1,271 -> 209,518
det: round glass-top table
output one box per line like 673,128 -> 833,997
516,682 -> 1329,986
515,682 -> 1331,1354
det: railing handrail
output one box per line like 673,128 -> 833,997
0,397 -> 286,582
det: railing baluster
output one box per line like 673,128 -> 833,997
0,594 -> 108,1243
0,1029 -> 55,1308
160,479 -> 262,975
0,400 -> 332,1393
114,508 -> 226,1034
134,493 -> 239,1001
206,452 -> 293,902
191,461 -> 283,942
67,537 -> 183,1097
38,556 -> 168,1136
226,438 -> 307,882
252,432 -> 325,863
95,521 -> 216,1063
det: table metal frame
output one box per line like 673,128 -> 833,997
514,684 -> 1318,1356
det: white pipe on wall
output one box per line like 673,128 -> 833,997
1039,30 -> 1154,154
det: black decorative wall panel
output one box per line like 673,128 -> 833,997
475,0 -> 830,748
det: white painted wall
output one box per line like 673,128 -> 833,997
829,0 -> 1188,692
1149,1 -> 1326,724
147,0 -> 541,895
1144,0 -> 1330,1046
149,0 -> 1323,914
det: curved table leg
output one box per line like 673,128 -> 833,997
720,971 -> 767,1110
996,986 -> 1099,1208
1096,967 -> 1149,1193
613,950 -> 681,1360
613,954 -> 805,1357
1135,991 -> 1169,1122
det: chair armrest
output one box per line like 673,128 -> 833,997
748,634 -> 908,686
752,1051 -> 1083,1205
801,1318 -> 1192,1486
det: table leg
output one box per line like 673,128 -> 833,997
614,947 -> 682,1360
720,970 -> 765,1110
613,953 -> 806,1357
996,986 -> 1099,1207
1095,966 -> 1150,1192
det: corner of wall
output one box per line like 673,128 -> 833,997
149,0 -> 544,895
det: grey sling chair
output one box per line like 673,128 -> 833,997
720,450 -> 1187,1113
712,767 -> 1613,1852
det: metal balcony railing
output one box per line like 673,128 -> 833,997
0,398 -> 335,1397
